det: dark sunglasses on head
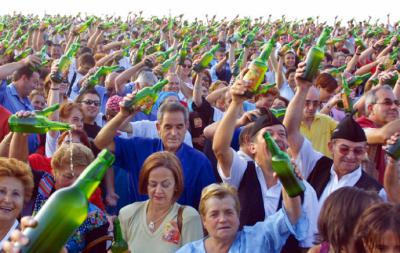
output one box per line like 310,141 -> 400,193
81,100 -> 100,106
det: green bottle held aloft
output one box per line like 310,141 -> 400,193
242,37 -> 276,97
8,111 -> 71,134
178,37 -> 190,65
255,83 -> 276,95
134,40 -> 150,64
280,39 -> 297,55
14,47 -> 33,62
347,72 -> 372,88
191,37 -> 208,54
270,108 -> 286,118
243,27 -> 260,48
232,49 -> 245,77
338,75 -> 354,114
111,217 -> 129,253
123,79 -> 169,114
19,149 -> 115,253
36,103 -> 60,117
51,41 -> 80,83
328,64 -> 347,76
193,43 -> 221,73
160,54 -> 178,73
77,16 -> 95,34
354,36 -> 366,50
386,138 -> 400,160
300,27 -> 331,82
80,65 -> 122,93
228,30 -> 244,44
264,132 -> 305,197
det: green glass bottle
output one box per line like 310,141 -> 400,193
339,75 -> 353,114
255,83 -> 276,95
280,40 -> 297,55
386,138 -> 400,160
19,149 -> 115,253
80,65 -> 122,93
242,37 -> 276,97
328,64 -> 347,76
160,54 -> 178,73
155,47 -> 175,64
77,16 -> 95,34
178,37 -> 190,65
347,73 -> 372,88
193,44 -> 220,73
8,113 -> 71,134
146,40 -> 165,55
300,27 -> 331,82
99,22 -> 114,30
191,37 -> 208,54
263,132 -> 305,197
35,103 -> 60,117
134,39 -> 151,64
123,79 -> 168,114
111,217 -> 129,253
270,108 -> 286,118
14,47 -> 33,62
51,42 -> 80,83
232,49 -> 245,77
228,30 -> 244,44
243,27 -> 260,48
354,36 -> 366,50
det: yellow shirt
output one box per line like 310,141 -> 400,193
300,113 -> 338,158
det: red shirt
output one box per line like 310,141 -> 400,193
356,116 -> 386,183
0,105 -> 11,141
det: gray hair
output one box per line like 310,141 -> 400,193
157,102 -> 189,124
364,85 -> 393,113
135,70 -> 158,87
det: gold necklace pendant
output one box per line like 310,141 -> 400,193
148,221 -> 156,232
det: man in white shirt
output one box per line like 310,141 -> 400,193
283,62 -> 383,211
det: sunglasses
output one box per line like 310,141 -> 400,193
374,99 -> 400,107
305,100 -> 320,107
81,100 -> 101,107
182,64 -> 192,68
336,145 -> 366,156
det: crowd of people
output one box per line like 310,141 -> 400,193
0,12 -> 400,252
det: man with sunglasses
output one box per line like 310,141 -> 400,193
356,84 -> 400,183
284,62 -> 383,211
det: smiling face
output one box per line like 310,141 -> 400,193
0,177 -> 24,223
147,166 -> 176,207
202,196 -> 240,242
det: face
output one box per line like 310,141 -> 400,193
272,98 -> 286,109
164,75 -> 180,93
329,138 -> 367,178
181,60 -> 192,75
284,53 -> 296,68
201,74 -> 212,89
0,177 -> 24,223
369,89 -> 399,126
255,94 -> 275,110
50,45 -> 62,59
319,87 -> 335,103
202,196 -> 240,242
367,230 -> 400,253
80,94 -> 101,121
156,111 -> 187,152
77,63 -> 93,75
31,94 -> 46,111
105,73 -> 117,97
287,72 -> 296,89
147,166 -> 176,207
303,87 -> 320,120
21,72 -> 40,97
54,164 -> 86,190
64,108 -> 84,130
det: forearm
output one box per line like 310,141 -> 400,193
276,58 -> 284,89
0,132 -> 13,157
0,61 -> 25,80
206,87 -> 229,104
94,112 -> 129,150
193,75 -> 203,107
282,189 -> 302,225
354,61 -> 378,76
345,54 -> 360,73
359,47 -> 374,65
283,87 -> 308,137
87,29 -> 101,49
115,62 -> 145,93
9,133 -> 29,162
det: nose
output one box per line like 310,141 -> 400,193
155,184 -> 163,193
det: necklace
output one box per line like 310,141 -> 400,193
147,204 -> 172,233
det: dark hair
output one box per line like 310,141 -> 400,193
78,46 -> 93,56
239,123 -> 255,147
354,202 -> 400,253
157,102 -> 188,124
12,65 -> 37,81
75,88 -> 100,103
78,52 -> 95,67
317,187 -> 382,253
284,67 -> 297,80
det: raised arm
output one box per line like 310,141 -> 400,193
213,80 -> 247,177
283,62 -> 312,157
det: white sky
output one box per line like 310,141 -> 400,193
1,0 -> 399,24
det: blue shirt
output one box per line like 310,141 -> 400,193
114,136 -> 216,209
177,208 -> 308,253
0,80 -> 39,153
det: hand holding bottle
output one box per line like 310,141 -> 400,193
21,54 -> 41,67
294,62 -> 314,90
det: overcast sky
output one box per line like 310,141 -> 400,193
1,0 -> 399,24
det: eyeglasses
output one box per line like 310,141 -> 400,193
305,100 -> 320,107
202,77 -> 211,83
374,99 -> 400,107
336,145 -> 366,156
81,100 -> 101,106
182,64 -> 192,68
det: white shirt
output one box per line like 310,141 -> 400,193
0,220 -> 19,250
218,148 -> 318,247
129,120 -> 193,147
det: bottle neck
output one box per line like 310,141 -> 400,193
264,132 -> 281,156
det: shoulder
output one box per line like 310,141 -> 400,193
119,201 -> 145,220
177,239 -> 205,252
181,205 -> 201,221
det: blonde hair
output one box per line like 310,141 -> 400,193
51,143 -> 94,172
199,183 -> 240,217
0,158 -> 34,202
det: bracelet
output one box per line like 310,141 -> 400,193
50,88 -> 60,90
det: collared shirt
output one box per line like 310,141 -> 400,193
318,166 -> 362,210
0,80 -> 33,113
177,208 -> 308,253
114,136 -> 216,209
300,113 -> 338,158
218,148 -> 319,247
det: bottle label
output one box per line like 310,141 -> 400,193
243,64 -> 266,92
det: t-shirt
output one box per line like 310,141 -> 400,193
114,136 -> 216,209
0,105 -> 11,142
119,200 -> 203,253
